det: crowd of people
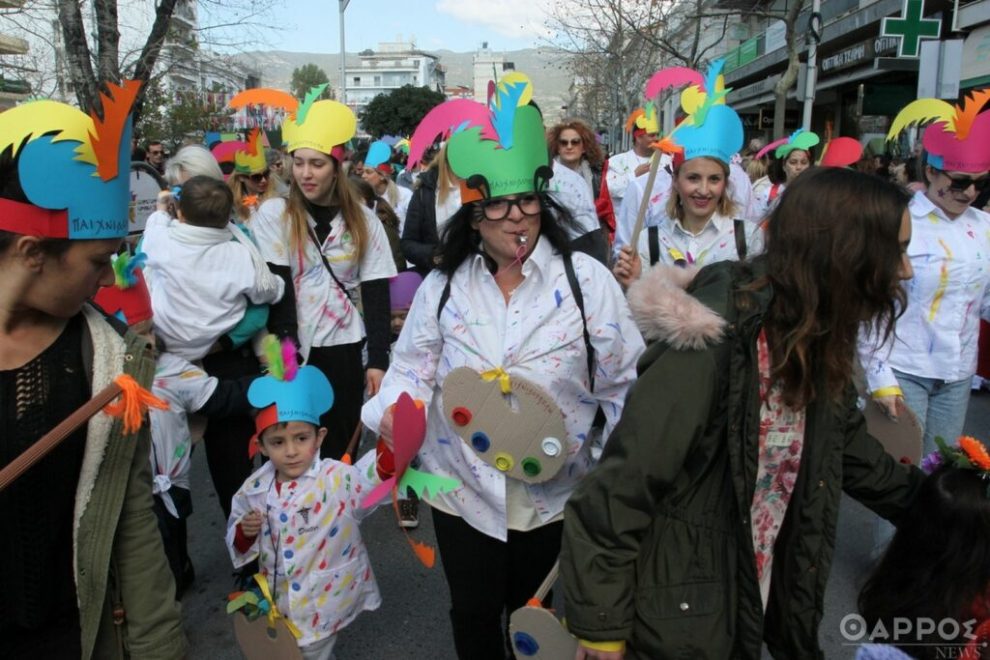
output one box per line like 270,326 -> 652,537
2,63 -> 990,660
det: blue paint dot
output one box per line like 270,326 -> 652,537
291,582 -> 301,591
513,632 -> 540,656
329,526 -> 338,537
284,549 -> 294,559
554,289 -> 563,307
279,513 -> 288,523
471,432 -> 491,453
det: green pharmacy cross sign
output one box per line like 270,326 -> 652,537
881,0 -> 942,58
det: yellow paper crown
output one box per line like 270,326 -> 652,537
233,128 -> 267,174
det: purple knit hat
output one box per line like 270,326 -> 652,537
389,272 -> 424,311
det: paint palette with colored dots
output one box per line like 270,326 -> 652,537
441,367 -> 568,484
509,605 -> 578,658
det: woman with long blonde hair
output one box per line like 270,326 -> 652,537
248,91 -> 397,459
227,130 -> 276,226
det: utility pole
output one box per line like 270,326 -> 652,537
802,0 -> 822,130
339,0 -> 350,105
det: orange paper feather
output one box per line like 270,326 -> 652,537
228,88 -> 299,114
624,108 -> 645,133
88,80 -> 141,181
953,89 -> 990,140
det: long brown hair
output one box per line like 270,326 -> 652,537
284,156 -> 368,261
759,167 -> 910,408
547,119 -> 604,169
228,172 -> 275,220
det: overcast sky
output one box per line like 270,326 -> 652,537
257,0 -> 555,53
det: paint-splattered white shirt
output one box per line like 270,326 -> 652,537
226,454 -> 382,648
861,191 -> 990,392
361,237 -> 645,541
252,197 -> 397,358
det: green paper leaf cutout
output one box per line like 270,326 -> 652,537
446,105 -> 549,199
297,84 -> 329,125
226,591 -> 259,614
400,467 -> 461,500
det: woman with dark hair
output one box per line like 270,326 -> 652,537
751,129 -> 819,219
547,118 -> 615,238
362,74 -> 643,659
561,167 -> 923,659
0,84 -> 185,658
240,87 -> 397,460
859,439 -> 990,660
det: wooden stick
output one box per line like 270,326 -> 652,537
533,560 -> 560,604
629,152 -> 663,250
0,382 -> 123,492
340,421 -> 364,465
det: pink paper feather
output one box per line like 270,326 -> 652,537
361,476 -> 397,509
644,67 -> 706,100
359,393 -> 426,509
211,141 -> 246,163
281,339 -> 298,382
755,137 -> 789,161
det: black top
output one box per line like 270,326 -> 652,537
1,314 -> 88,654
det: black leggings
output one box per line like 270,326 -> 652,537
431,508 -> 562,660
306,342 -> 365,460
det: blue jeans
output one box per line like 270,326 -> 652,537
872,370 -> 971,557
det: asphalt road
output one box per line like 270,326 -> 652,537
179,390 -> 990,659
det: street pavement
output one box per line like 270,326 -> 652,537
179,390 -> 990,659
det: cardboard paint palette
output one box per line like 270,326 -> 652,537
441,367 -> 567,483
509,606 -> 578,659
232,612 -> 302,660
863,398 -> 923,466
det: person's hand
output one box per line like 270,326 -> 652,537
156,189 -> 174,214
634,162 -> 651,177
576,643 -> 624,660
379,406 -> 395,452
611,245 -> 642,288
873,395 -> 901,421
366,368 -> 385,396
240,511 -> 263,538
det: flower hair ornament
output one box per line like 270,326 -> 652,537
228,84 -> 355,161
0,80 -> 141,239
408,71 -> 551,203
922,436 -> 990,496
887,88 -> 990,172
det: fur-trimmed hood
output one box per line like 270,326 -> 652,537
626,263 -> 727,350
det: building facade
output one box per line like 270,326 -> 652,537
344,40 -> 445,117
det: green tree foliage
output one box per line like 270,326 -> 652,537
359,85 -> 447,137
291,63 -> 333,99
136,79 -> 235,150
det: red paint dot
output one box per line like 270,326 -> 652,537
451,407 -> 472,426
286,535 -> 295,544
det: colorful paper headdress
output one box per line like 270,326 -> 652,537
818,136 -> 863,168
922,436 -> 990,497
755,128 -> 820,160
229,85 -> 355,161
625,103 -> 659,135
233,128 -> 267,175
365,140 -> 394,174
887,88 -> 990,173
645,60 -> 744,166
92,251 -> 152,325
0,80 -> 140,239
408,72 -> 550,203
248,336 -> 334,445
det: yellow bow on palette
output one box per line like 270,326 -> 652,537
480,367 -> 512,394
252,573 -> 302,639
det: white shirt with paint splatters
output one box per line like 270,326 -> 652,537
361,237 -> 645,542
226,454 -> 382,648
860,191 -> 990,392
149,352 -> 218,517
251,197 -> 398,358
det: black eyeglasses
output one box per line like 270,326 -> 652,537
934,168 -> 990,193
479,194 -> 542,221
249,170 -> 271,182
558,138 -> 582,147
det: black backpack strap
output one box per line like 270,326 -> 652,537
648,225 -> 660,266
436,277 -> 452,321
564,252 -> 595,391
733,219 -> 747,261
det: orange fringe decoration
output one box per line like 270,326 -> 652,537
954,89 -> 990,140
960,436 -> 990,471
391,488 -> 435,567
89,80 -> 142,181
103,373 -> 169,434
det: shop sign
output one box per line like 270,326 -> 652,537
820,36 -> 898,73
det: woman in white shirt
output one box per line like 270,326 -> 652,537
362,140 -> 413,234
750,129 -> 819,220
240,89 -> 398,460
362,74 -> 644,659
862,92 -> 990,453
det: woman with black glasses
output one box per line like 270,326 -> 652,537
228,130 -> 276,229
862,91 -> 990,517
362,75 -> 643,659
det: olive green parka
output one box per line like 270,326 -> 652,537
561,259 -> 923,659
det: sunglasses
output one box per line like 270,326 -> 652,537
935,169 -> 990,193
479,194 -> 542,221
249,170 -> 271,182
558,138 -> 582,147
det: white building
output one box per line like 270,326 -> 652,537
344,40 -> 445,118
472,42 -> 514,101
